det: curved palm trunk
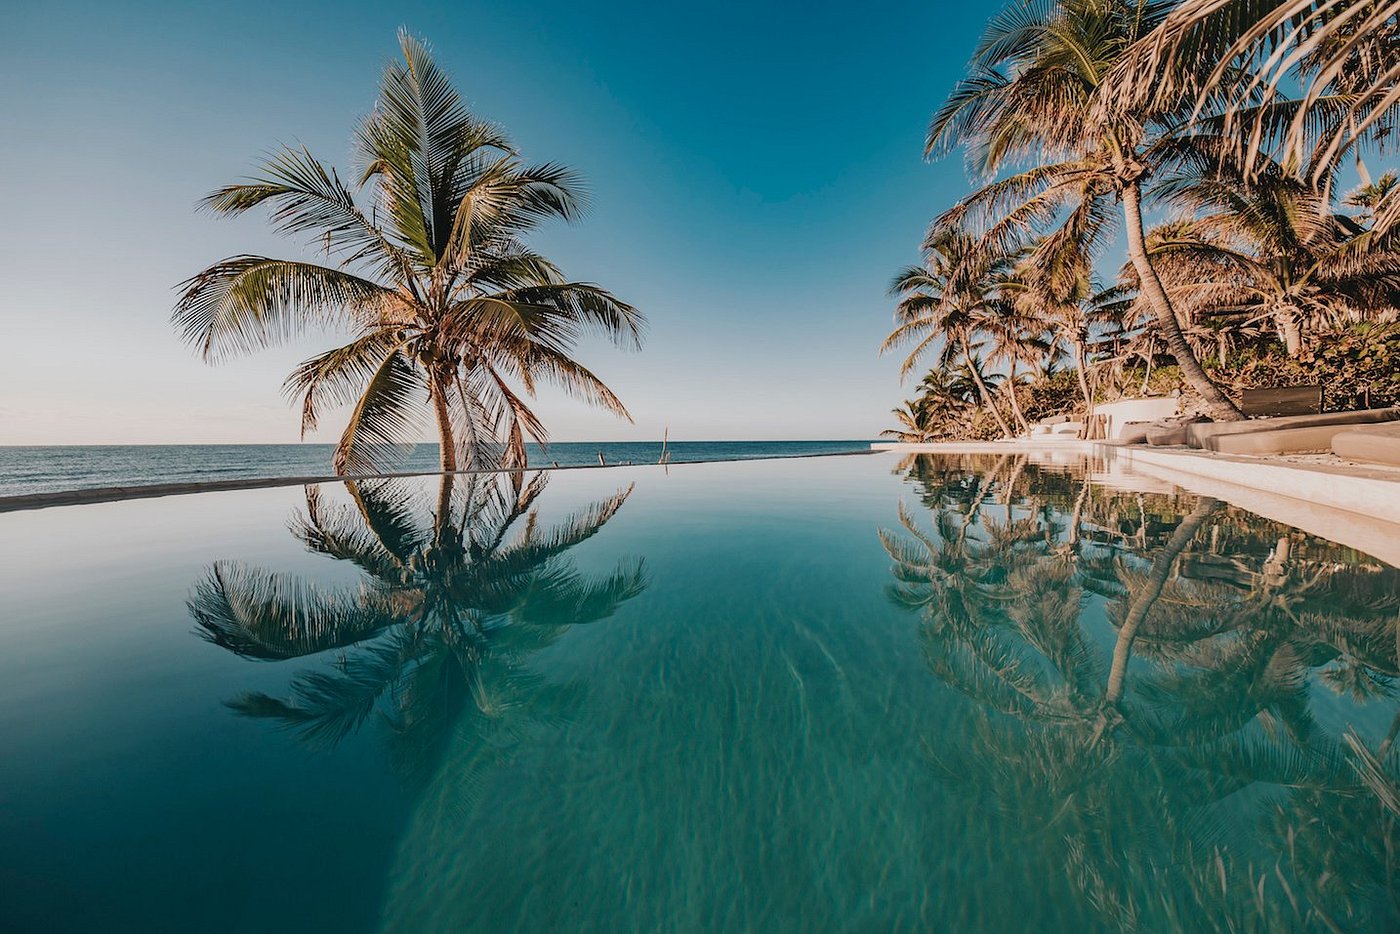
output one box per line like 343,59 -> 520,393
1064,478 -> 1091,552
1140,338 -> 1154,396
429,377 -> 459,473
1122,182 -> 1243,421
1005,359 -> 1031,434
964,343 -> 1015,439
1072,336 -> 1094,439
1104,497 -> 1219,705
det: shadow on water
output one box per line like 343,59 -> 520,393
884,452 -> 1400,931
189,470 -> 646,786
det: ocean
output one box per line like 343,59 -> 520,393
0,441 -> 878,497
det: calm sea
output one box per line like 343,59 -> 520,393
0,441 -> 877,497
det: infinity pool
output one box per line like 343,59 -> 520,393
2,453 -> 1396,931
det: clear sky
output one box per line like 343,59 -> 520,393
0,0 -> 992,444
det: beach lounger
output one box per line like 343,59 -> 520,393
1187,408 -> 1400,451
1146,416 -> 1211,446
1331,422 -> 1400,467
1116,421 -> 1154,445
1209,423 -> 1379,455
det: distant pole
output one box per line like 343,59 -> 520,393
659,427 -> 669,465
597,451 -> 606,466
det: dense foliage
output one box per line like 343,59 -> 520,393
883,0 -> 1400,442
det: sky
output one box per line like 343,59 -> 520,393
0,0 -> 995,444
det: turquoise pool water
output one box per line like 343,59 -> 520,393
1,453 -> 1396,931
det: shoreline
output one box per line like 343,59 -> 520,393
0,450 -> 881,513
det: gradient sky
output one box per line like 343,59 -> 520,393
0,0 -> 994,444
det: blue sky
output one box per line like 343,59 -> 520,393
0,0 -> 992,443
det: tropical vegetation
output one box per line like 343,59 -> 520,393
174,31 -> 643,474
884,0 -> 1400,441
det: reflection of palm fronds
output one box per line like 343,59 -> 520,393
889,454 -> 1400,928
188,472 -> 646,775
191,564 -> 402,659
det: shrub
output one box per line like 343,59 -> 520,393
1225,323 -> 1400,411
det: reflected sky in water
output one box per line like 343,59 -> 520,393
1,453 -> 1396,931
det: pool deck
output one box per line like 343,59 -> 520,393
872,440 -> 1400,566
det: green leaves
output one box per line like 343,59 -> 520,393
178,30 -> 643,473
190,562 -> 400,660
172,257 -> 392,361
332,348 -> 428,475
192,473 -> 645,768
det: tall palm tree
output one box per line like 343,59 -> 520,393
1148,152 -> 1400,356
1004,242 -> 1129,427
978,293 -> 1050,433
883,229 -> 1019,438
926,0 -> 1245,420
173,32 -> 645,474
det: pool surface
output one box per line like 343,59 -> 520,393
2,453 -> 1397,931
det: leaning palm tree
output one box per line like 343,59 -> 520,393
173,32 -> 644,474
883,229 -> 1020,438
926,0 -> 1245,420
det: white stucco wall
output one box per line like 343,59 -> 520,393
1094,396 -> 1179,438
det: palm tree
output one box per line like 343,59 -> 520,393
881,399 -> 938,443
173,32 -> 644,474
1148,153 -> 1400,356
1005,242 -> 1130,428
1347,172 -> 1399,225
926,0 -> 1245,420
978,293 -> 1049,434
189,470 -> 646,774
918,367 -> 976,414
883,229 -> 1019,438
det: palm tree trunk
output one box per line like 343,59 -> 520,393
1072,337 -> 1094,437
1277,305 -> 1304,356
430,376 -> 458,473
1122,182 -> 1243,421
1065,478 -> 1090,552
965,344 -> 1015,439
1006,359 -> 1031,433
1104,497 -> 1218,705
1140,338 -> 1154,395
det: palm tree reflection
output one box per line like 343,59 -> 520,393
190,471 -> 645,777
883,453 -> 1400,928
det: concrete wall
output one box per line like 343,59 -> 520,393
1095,397 -> 1179,439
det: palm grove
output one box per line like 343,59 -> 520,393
175,32 -> 644,474
883,0 -> 1400,443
